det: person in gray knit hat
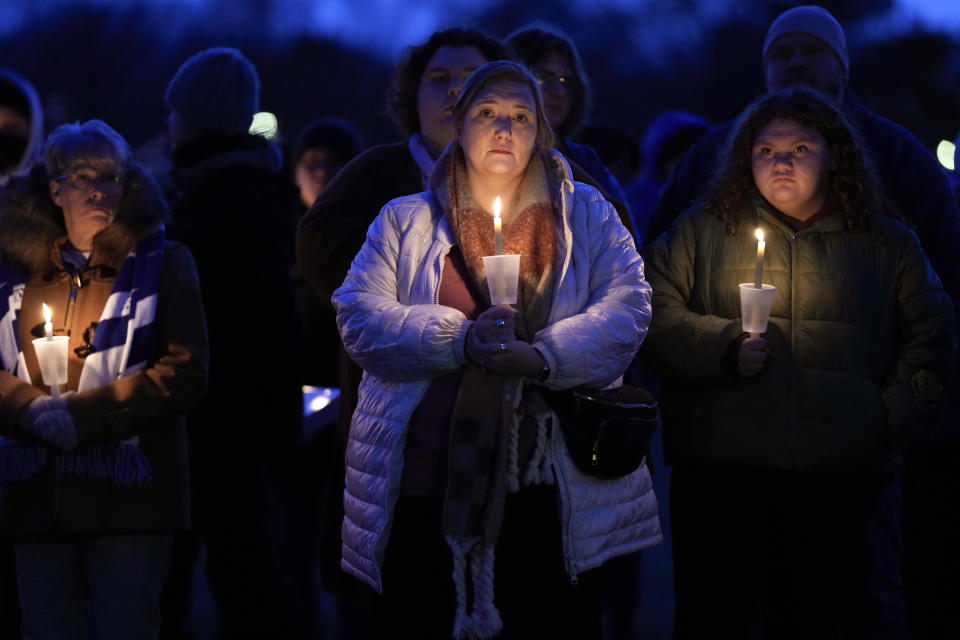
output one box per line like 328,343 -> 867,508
165,46 -> 259,146
643,5 -> 960,640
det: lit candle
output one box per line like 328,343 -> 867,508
42,303 -> 53,340
754,229 -> 765,289
493,196 -> 502,256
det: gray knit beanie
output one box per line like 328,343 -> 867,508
763,5 -> 849,74
165,47 -> 260,136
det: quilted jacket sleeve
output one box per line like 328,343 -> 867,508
882,226 -> 957,445
639,208 -> 744,384
531,187 -> 651,390
332,200 -> 470,383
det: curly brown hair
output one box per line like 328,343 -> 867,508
704,88 -> 889,235
386,28 -> 508,137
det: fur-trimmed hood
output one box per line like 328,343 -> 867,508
0,162 -> 168,276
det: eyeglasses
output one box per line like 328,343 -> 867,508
55,169 -> 124,192
534,69 -> 574,90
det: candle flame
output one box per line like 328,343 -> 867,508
755,228 -> 764,243
493,196 -> 501,221
42,303 -> 51,324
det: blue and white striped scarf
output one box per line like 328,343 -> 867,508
0,226 -> 165,489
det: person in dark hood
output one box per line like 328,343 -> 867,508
164,47 -> 310,640
0,70 -> 44,185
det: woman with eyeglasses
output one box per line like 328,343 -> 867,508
0,119 -> 208,639
506,26 -> 633,235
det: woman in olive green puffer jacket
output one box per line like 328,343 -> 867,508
641,87 -> 956,638
643,90 -> 955,477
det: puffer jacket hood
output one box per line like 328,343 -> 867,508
0,162 -> 168,276
0,70 -> 44,184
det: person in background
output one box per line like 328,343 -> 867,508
290,117 -> 365,388
164,47 -> 309,640
0,67 -> 45,640
506,25 -> 633,233
641,88 -> 955,638
575,121 -> 641,186
0,70 -> 44,185
332,60 -> 659,639
0,119 -> 208,640
291,117 -> 364,211
625,110 -> 709,247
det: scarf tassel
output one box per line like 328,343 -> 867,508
523,414 -> 554,486
0,440 -> 46,490
60,442 -> 153,485
448,537 -> 475,639
469,544 -> 503,639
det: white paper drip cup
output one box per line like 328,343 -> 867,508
739,283 -> 776,336
482,254 -> 520,305
33,336 -> 69,398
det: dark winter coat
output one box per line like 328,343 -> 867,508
561,137 -> 633,234
645,93 -> 960,306
169,133 -> 303,453
646,92 -> 960,446
641,202 -> 956,477
0,164 -> 209,535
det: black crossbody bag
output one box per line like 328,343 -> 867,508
543,385 -> 658,478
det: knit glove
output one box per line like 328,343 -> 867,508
18,396 -> 79,451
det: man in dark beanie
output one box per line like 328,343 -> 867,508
163,47 -> 312,640
644,6 -> 960,639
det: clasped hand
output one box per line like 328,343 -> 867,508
465,305 -> 545,378
738,336 -> 769,377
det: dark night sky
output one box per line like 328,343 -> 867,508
2,0 -> 958,166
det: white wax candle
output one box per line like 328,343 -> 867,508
754,229 -> 765,289
42,303 -> 53,340
493,196 -> 502,256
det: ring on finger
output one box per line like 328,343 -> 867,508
499,343 -> 508,352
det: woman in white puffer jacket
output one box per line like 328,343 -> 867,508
332,61 -> 660,640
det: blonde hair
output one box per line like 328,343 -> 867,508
43,119 -> 133,179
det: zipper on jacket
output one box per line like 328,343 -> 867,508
51,271 -> 83,526
591,423 -> 604,468
552,432 -> 580,584
789,231 -> 801,467
62,270 -> 83,329
434,245 -> 452,304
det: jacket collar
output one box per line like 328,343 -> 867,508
753,196 -> 848,236
170,133 -> 283,191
